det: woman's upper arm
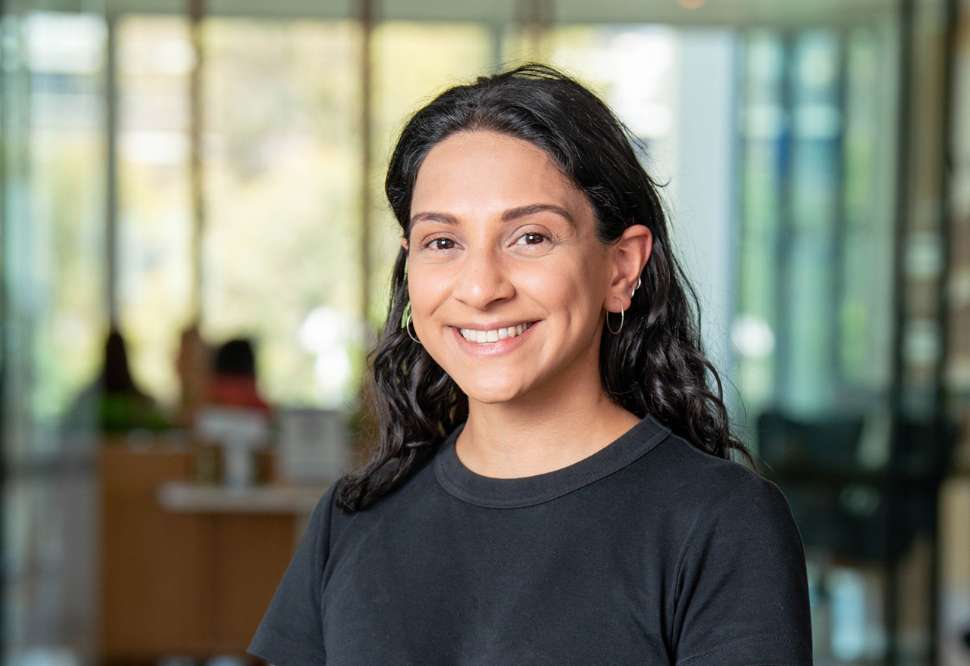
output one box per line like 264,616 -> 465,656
247,483 -> 336,666
670,473 -> 813,665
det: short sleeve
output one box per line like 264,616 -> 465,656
247,483 -> 336,666
670,473 -> 813,665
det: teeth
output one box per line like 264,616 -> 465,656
459,322 -> 533,344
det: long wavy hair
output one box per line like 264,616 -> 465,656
335,63 -> 754,513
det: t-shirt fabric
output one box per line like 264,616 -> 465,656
248,415 -> 813,665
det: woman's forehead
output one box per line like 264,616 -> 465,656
412,130 -> 588,221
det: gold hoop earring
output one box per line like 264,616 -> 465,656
402,304 -> 421,345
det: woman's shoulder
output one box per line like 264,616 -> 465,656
646,430 -> 793,525
653,439 -> 812,664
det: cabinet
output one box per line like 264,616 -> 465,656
97,444 -> 322,663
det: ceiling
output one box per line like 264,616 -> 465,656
16,0 -> 901,27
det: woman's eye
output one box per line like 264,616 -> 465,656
516,232 -> 550,247
423,237 -> 456,251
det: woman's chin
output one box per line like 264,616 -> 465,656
457,379 -> 528,405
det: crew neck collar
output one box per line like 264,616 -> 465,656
433,415 -> 671,508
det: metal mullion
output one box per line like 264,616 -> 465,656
0,1 -> 8,657
885,1 -> 915,663
831,30 -> 848,391
927,1 -> 959,661
359,0 -> 375,347
105,10 -> 119,327
187,0 -> 205,326
727,30 -> 748,425
774,31 -> 795,406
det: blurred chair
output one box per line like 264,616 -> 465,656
756,410 -> 885,562
756,408 -> 959,662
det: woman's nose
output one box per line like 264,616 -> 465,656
451,246 -> 514,309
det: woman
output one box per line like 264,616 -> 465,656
249,63 -> 812,665
62,327 -> 170,434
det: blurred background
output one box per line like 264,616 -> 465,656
2,0 -> 969,664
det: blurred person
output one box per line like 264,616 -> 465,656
249,64 -> 812,664
207,337 -> 271,414
62,327 -> 170,434
175,323 -> 212,427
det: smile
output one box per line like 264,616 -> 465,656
450,321 -> 539,357
457,322 -> 535,343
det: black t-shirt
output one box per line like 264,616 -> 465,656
248,415 -> 813,665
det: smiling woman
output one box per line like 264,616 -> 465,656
399,128 -> 654,426
248,63 -> 813,665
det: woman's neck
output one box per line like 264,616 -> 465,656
455,392 -> 641,479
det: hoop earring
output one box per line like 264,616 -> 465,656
606,308 -> 625,335
402,303 -> 421,345
606,276 -> 642,335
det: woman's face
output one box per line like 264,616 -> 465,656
402,129 -> 650,406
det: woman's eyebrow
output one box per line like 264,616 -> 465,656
410,203 -> 575,228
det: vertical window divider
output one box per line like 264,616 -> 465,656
727,28 -> 747,426
360,0 -> 376,348
105,10 -> 119,329
885,2 -> 915,663
774,31 -> 795,405
831,29 -> 848,391
928,0 -> 959,660
187,0 -> 206,328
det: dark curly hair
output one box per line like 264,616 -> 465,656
335,62 -> 755,512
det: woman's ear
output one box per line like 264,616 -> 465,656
609,224 -> 653,309
401,237 -> 409,252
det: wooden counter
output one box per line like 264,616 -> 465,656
98,443 -> 329,663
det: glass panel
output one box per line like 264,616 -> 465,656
2,8 -> 105,663
735,32 -> 785,413
203,18 -> 362,408
841,26 -> 894,399
733,14 -> 918,663
544,25 -> 679,185
787,30 -> 841,413
21,11 -> 106,432
117,15 -> 192,406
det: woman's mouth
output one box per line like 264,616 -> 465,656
450,321 -> 539,357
